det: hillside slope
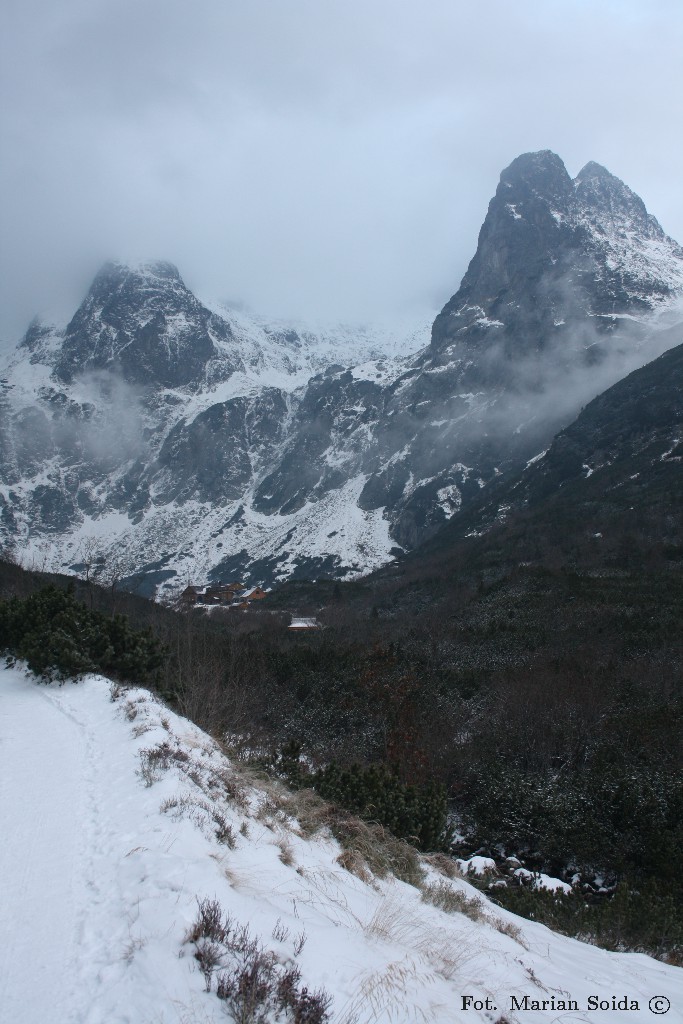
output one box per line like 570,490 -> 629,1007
2,666 -> 681,1024
413,325 -> 683,571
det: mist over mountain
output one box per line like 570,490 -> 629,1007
1,151 -> 682,597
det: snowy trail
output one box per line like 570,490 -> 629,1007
0,674 -> 90,1022
0,671 -> 191,1024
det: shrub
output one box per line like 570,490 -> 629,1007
274,750 -> 451,852
316,761 -> 450,851
0,584 -> 164,683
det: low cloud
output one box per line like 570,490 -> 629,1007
1,1 -> 682,343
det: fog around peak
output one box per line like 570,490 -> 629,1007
1,0 -> 682,344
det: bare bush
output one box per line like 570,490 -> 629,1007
293,930 -> 307,958
186,897 -> 230,945
271,918 -> 289,943
196,939 -> 224,991
137,742 -> 173,786
187,898 -> 331,1024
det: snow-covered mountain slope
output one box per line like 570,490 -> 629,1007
1,151 -> 683,597
0,263 -> 432,593
2,664 -> 681,1024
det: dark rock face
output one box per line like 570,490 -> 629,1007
151,389 -> 290,505
54,261 -> 236,389
518,323 -> 683,505
253,371 -> 387,515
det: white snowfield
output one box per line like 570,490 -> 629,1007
1,665 -> 681,1024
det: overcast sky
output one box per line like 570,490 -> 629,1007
1,0 -> 682,344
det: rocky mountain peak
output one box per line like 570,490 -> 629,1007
498,149 -> 573,204
575,160 -> 613,181
74,259 -> 188,316
52,259 -> 235,389
573,161 -> 653,233
430,151 -> 683,357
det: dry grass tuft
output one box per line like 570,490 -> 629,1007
161,792 -> 236,848
422,880 -> 527,946
424,852 -> 462,879
364,895 -> 472,983
420,881 -> 485,921
335,849 -> 373,884
228,770 -> 425,888
277,839 -> 295,867
132,722 -> 153,738
330,815 -> 424,888
493,917 -> 527,946
285,788 -> 331,836
206,766 -> 249,810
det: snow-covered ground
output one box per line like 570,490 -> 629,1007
1,665 -> 681,1023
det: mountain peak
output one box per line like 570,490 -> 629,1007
501,149 -> 567,178
431,150 -> 683,356
52,259 -> 232,388
94,259 -> 185,288
574,160 -> 617,183
498,150 -> 572,199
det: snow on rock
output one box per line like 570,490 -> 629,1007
0,293 -> 433,596
18,473 -> 398,597
2,664 -> 682,1024
513,868 -> 573,894
456,856 -> 498,877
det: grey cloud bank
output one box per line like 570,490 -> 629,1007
1,0 -> 682,343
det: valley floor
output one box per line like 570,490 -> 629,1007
0,665 -> 681,1024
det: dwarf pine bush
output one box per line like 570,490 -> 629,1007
0,584 -> 165,683
271,747 -> 450,852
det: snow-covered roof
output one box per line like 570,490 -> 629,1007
289,617 -> 320,629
